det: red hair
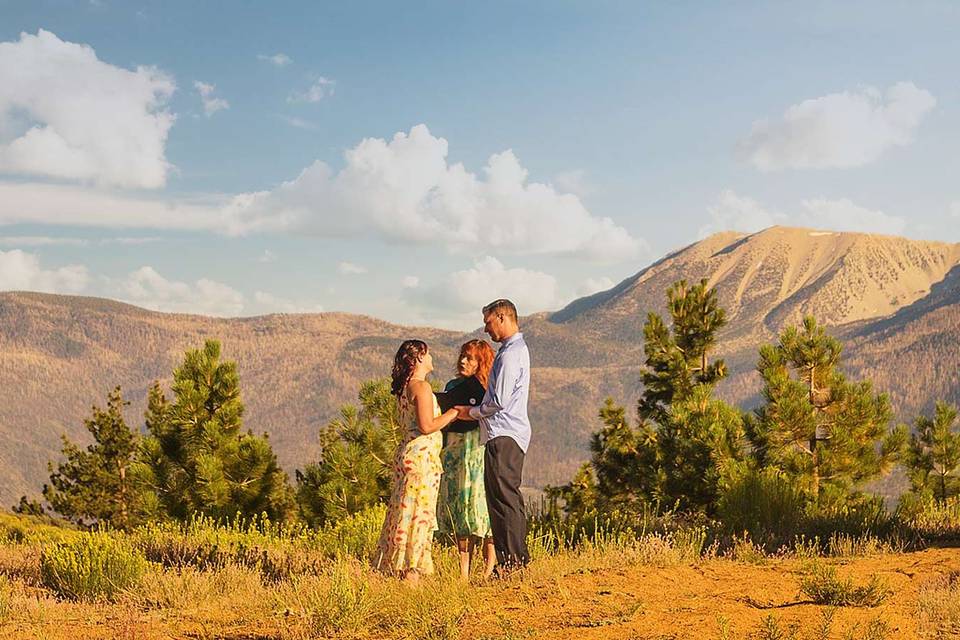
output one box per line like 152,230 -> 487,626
459,339 -> 495,388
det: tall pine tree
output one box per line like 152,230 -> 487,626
750,316 -> 905,503
43,387 -> 141,529
134,340 -> 296,522
554,279 -> 744,514
905,402 -> 960,503
296,379 -> 402,527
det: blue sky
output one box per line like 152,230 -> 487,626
0,1 -> 958,328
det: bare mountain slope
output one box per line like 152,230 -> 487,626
546,226 -> 960,350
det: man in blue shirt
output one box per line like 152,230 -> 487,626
456,298 -> 531,570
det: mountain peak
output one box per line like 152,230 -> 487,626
548,228 -> 960,346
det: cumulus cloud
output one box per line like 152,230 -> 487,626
223,124 -> 639,262
0,29 -> 175,188
700,190 -> 784,236
251,291 -> 323,314
114,266 -> 245,317
576,276 -> 614,297
288,76 -> 335,103
701,190 -> 906,237
552,169 -> 593,197
0,249 -> 88,293
194,81 -> 229,116
257,52 -> 291,67
406,256 -> 564,317
337,261 -> 367,275
401,275 -> 420,288
739,82 -> 936,170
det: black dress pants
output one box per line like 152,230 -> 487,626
483,436 -> 530,568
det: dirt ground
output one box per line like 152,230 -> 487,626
2,547 -> 957,639
463,548 -> 959,639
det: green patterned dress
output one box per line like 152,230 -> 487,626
437,377 -> 492,539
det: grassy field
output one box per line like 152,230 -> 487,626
1,506 -> 959,640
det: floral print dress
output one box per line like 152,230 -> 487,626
373,392 -> 443,575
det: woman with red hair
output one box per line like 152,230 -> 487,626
438,339 -> 497,580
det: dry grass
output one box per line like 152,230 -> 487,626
917,571 -> 960,639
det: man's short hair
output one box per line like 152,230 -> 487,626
482,299 -> 518,322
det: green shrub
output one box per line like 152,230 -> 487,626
799,563 -> 891,607
313,503 -> 386,560
717,469 -> 806,546
900,494 -> 960,541
40,531 -> 148,601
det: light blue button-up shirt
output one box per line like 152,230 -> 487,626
468,332 -> 531,453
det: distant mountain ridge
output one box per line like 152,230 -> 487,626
1,226 -> 959,506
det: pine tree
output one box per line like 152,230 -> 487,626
751,316 -> 906,503
42,387 -> 141,529
905,402 -> 960,503
134,340 -> 296,522
296,379 -> 402,527
555,279 -> 743,514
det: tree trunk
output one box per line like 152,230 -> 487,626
809,364 -> 820,500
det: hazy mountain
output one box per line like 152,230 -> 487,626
1,226 -> 959,506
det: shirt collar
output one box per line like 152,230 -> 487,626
499,331 -> 523,351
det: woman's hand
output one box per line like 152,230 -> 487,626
409,381 -> 459,434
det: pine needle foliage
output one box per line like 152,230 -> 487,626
295,379 -> 403,527
42,387 -> 142,529
750,316 -> 906,503
906,402 -> 960,503
135,340 -> 296,523
550,279 -> 745,515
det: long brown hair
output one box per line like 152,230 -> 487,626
391,340 -> 428,398
458,339 -> 495,388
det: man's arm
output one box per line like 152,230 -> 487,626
467,350 -> 522,420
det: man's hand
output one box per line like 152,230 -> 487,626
454,405 -> 473,420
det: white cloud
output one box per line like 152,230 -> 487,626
0,182 -> 223,229
406,256 -> 564,316
739,82 -> 936,170
251,291 -> 323,314
553,169 -> 593,197
701,190 -> 906,237
223,124 -> 640,262
0,249 -> 88,293
280,115 -> 319,131
288,76 -> 335,103
576,276 -> 614,297
700,189 -> 784,237
401,275 -> 420,288
0,29 -> 175,188
115,266 -> 244,316
257,249 -> 277,263
337,261 -> 367,275
100,236 -> 161,245
257,53 -> 292,67
194,81 -> 229,117
798,198 -> 906,236
0,236 -> 88,247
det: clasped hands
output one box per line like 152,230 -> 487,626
452,405 -> 473,420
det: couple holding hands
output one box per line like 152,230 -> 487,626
373,299 -> 531,584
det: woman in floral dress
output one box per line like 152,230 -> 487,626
438,339 -> 497,581
374,339 -> 459,584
